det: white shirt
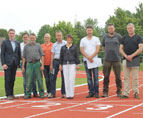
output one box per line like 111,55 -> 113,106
20,42 -> 28,58
80,36 -> 101,61
9,39 -> 16,52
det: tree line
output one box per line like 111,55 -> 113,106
0,3 -> 143,58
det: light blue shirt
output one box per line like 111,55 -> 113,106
51,40 -> 67,59
9,39 -> 16,52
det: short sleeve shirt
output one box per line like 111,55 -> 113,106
51,40 -> 67,59
121,34 -> 143,58
23,43 -> 44,62
80,36 -> 101,61
102,33 -> 122,61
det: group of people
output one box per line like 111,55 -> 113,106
1,22 -> 142,100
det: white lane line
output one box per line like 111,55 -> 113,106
24,95 -> 117,118
0,78 -> 104,109
0,83 -> 87,99
106,103 -> 143,118
106,84 -> 143,118
69,109 -> 110,113
24,84 -> 143,118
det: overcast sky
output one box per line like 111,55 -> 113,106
0,0 -> 142,34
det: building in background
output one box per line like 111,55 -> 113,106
0,37 -> 6,69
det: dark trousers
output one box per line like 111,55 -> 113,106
103,60 -> 122,94
84,61 -> 99,95
20,62 -> 37,95
4,65 -> 17,97
51,59 -> 65,95
43,65 -> 51,93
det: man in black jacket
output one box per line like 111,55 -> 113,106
1,29 -> 21,100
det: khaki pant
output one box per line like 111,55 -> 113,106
123,60 -> 139,96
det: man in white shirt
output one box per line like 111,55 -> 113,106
80,25 -> 101,98
20,33 -> 37,97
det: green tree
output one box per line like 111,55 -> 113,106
37,25 -> 51,44
105,4 -> 143,37
37,21 -> 78,44
15,30 -> 33,43
135,3 -> 143,37
84,18 -> 103,37
0,29 -> 8,39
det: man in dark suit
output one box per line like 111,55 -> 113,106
1,29 -> 21,100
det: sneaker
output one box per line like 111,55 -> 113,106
102,93 -> 108,97
61,94 -> 66,98
33,94 -> 39,97
40,95 -> 45,99
95,94 -> 100,98
24,95 -> 31,99
117,93 -> 122,98
48,94 -> 56,99
12,96 -> 19,99
7,96 -> 14,100
47,93 -> 51,97
67,97 -> 74,99
120,95 -> 128,99
134,93 -> 140,99
86,93 -> 94,98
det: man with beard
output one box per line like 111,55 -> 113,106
102,23 -> 122,98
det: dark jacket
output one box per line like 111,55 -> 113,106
60,44 -> 80,65
1,39 -> 21,66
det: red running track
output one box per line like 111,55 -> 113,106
0,71 -> 143,118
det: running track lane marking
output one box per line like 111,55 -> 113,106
106,84 -> 143,118
0,78 -> 104,109
1,80 -> 118,109
24,84 -> 143,118
24,94 -> 117,118
106,103 -> 143,118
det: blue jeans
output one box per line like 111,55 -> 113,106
43,65 -> 51,93
84,61 -> 99,95
50,59 -> 65,95
20,62 -> 37,95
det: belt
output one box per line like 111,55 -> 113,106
54,59 -> 60,61
29,60 -> 40,64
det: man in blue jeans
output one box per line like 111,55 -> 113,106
49,31 -> 66,98
80,25 -> 101,98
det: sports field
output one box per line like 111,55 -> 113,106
0,70 -> 143,118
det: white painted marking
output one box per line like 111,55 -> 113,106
24,94 -> 117,118
24,84 -> 143,118
0,75 -> 104,99
106,84 -> 143,118
32,103 -> 61,109
0,78 -> 104,109
86,104 -> 113,110
0,101 -> 15,105
106,103 -> 143,118
70,109 -> 109,113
